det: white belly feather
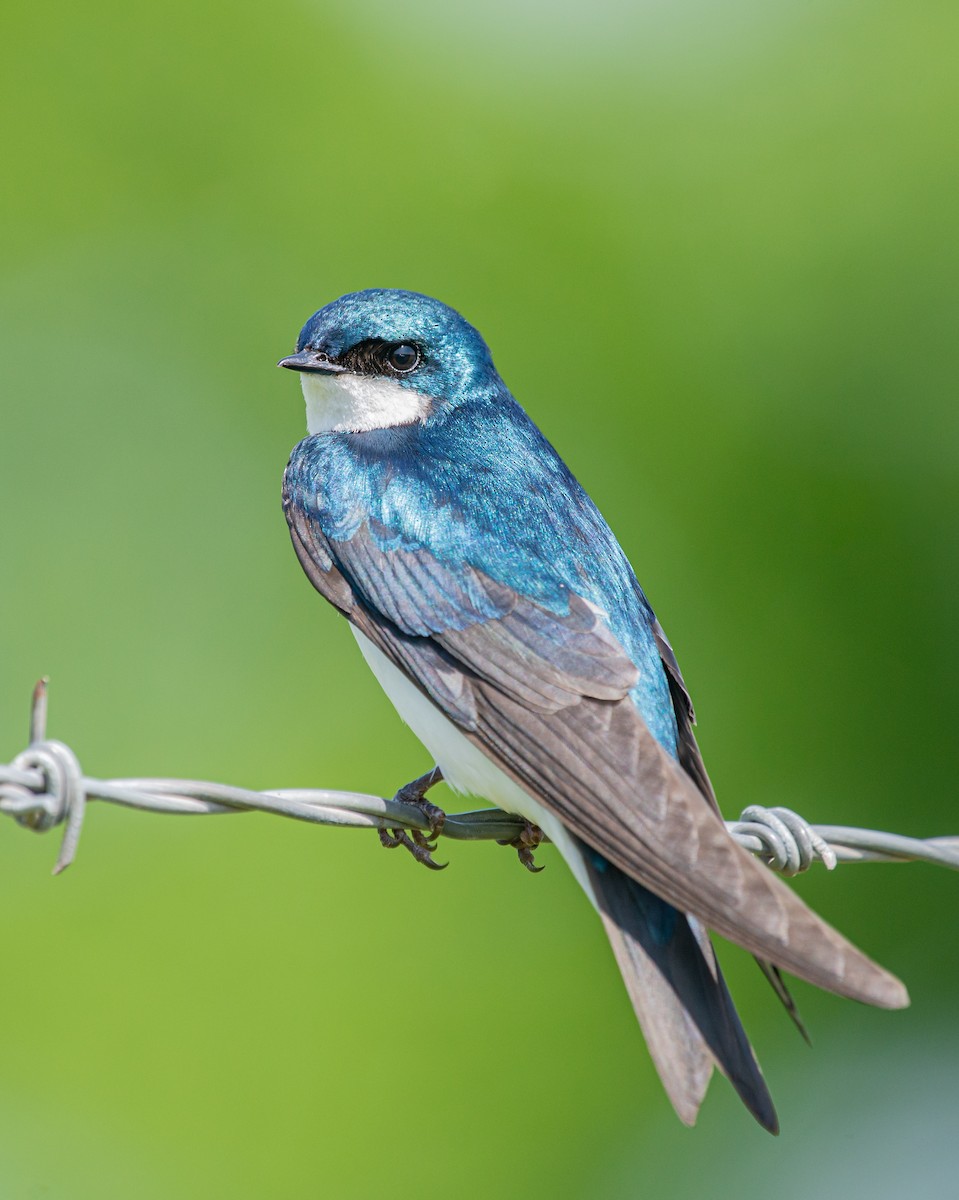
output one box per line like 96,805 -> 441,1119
352,626 -> 595,900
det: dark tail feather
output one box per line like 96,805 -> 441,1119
582,843 -> 778,1134
755,957 -> 812,1046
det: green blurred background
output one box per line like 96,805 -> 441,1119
2,0 -> 958,1195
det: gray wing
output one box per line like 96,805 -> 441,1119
285,502 -> 908,1010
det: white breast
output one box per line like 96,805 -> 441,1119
301,371 -> 432,434
351,626 -> 595,900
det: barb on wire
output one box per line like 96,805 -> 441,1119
2,680 -> 959,878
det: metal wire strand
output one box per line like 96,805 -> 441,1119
3,680 -> 959,878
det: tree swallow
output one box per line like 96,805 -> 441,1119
279,289 -> 908,1132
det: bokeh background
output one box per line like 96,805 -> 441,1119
2,0 -> 958,1195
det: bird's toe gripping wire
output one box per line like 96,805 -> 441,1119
497,818 -> 546,873
379,766 -> 448,870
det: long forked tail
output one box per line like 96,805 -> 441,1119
580,840 -> 779,1133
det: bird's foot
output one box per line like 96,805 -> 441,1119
498,819 -> 546,873
379,766 -> 448,871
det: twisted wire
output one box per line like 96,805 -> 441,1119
3,681 -> 959,878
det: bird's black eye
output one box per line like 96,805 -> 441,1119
387,343 -> 420,373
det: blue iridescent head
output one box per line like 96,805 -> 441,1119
278,290 -> 502,423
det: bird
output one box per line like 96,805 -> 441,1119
278,288 -> 908,1132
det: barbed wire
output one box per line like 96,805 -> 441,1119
2,680 -> 958,879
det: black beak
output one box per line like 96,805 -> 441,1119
277,349 -> 346,374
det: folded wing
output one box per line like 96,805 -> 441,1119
284,492 -> 908,1011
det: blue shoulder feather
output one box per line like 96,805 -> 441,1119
284,391 -> 679,755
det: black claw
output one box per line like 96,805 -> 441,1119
378,828 -> 404,850
498,819 -> 546,873
378,825 -> 448,869
380,767 -> 448,870
411,840 -> 448,871
518,847 -> 545,874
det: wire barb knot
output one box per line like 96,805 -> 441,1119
729,805 -> 838,875
0,682 -> 87,873
4,740 -> 82,831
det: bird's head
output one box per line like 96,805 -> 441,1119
278,289 -> 500,435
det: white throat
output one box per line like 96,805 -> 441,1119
301,371 -> 432,434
